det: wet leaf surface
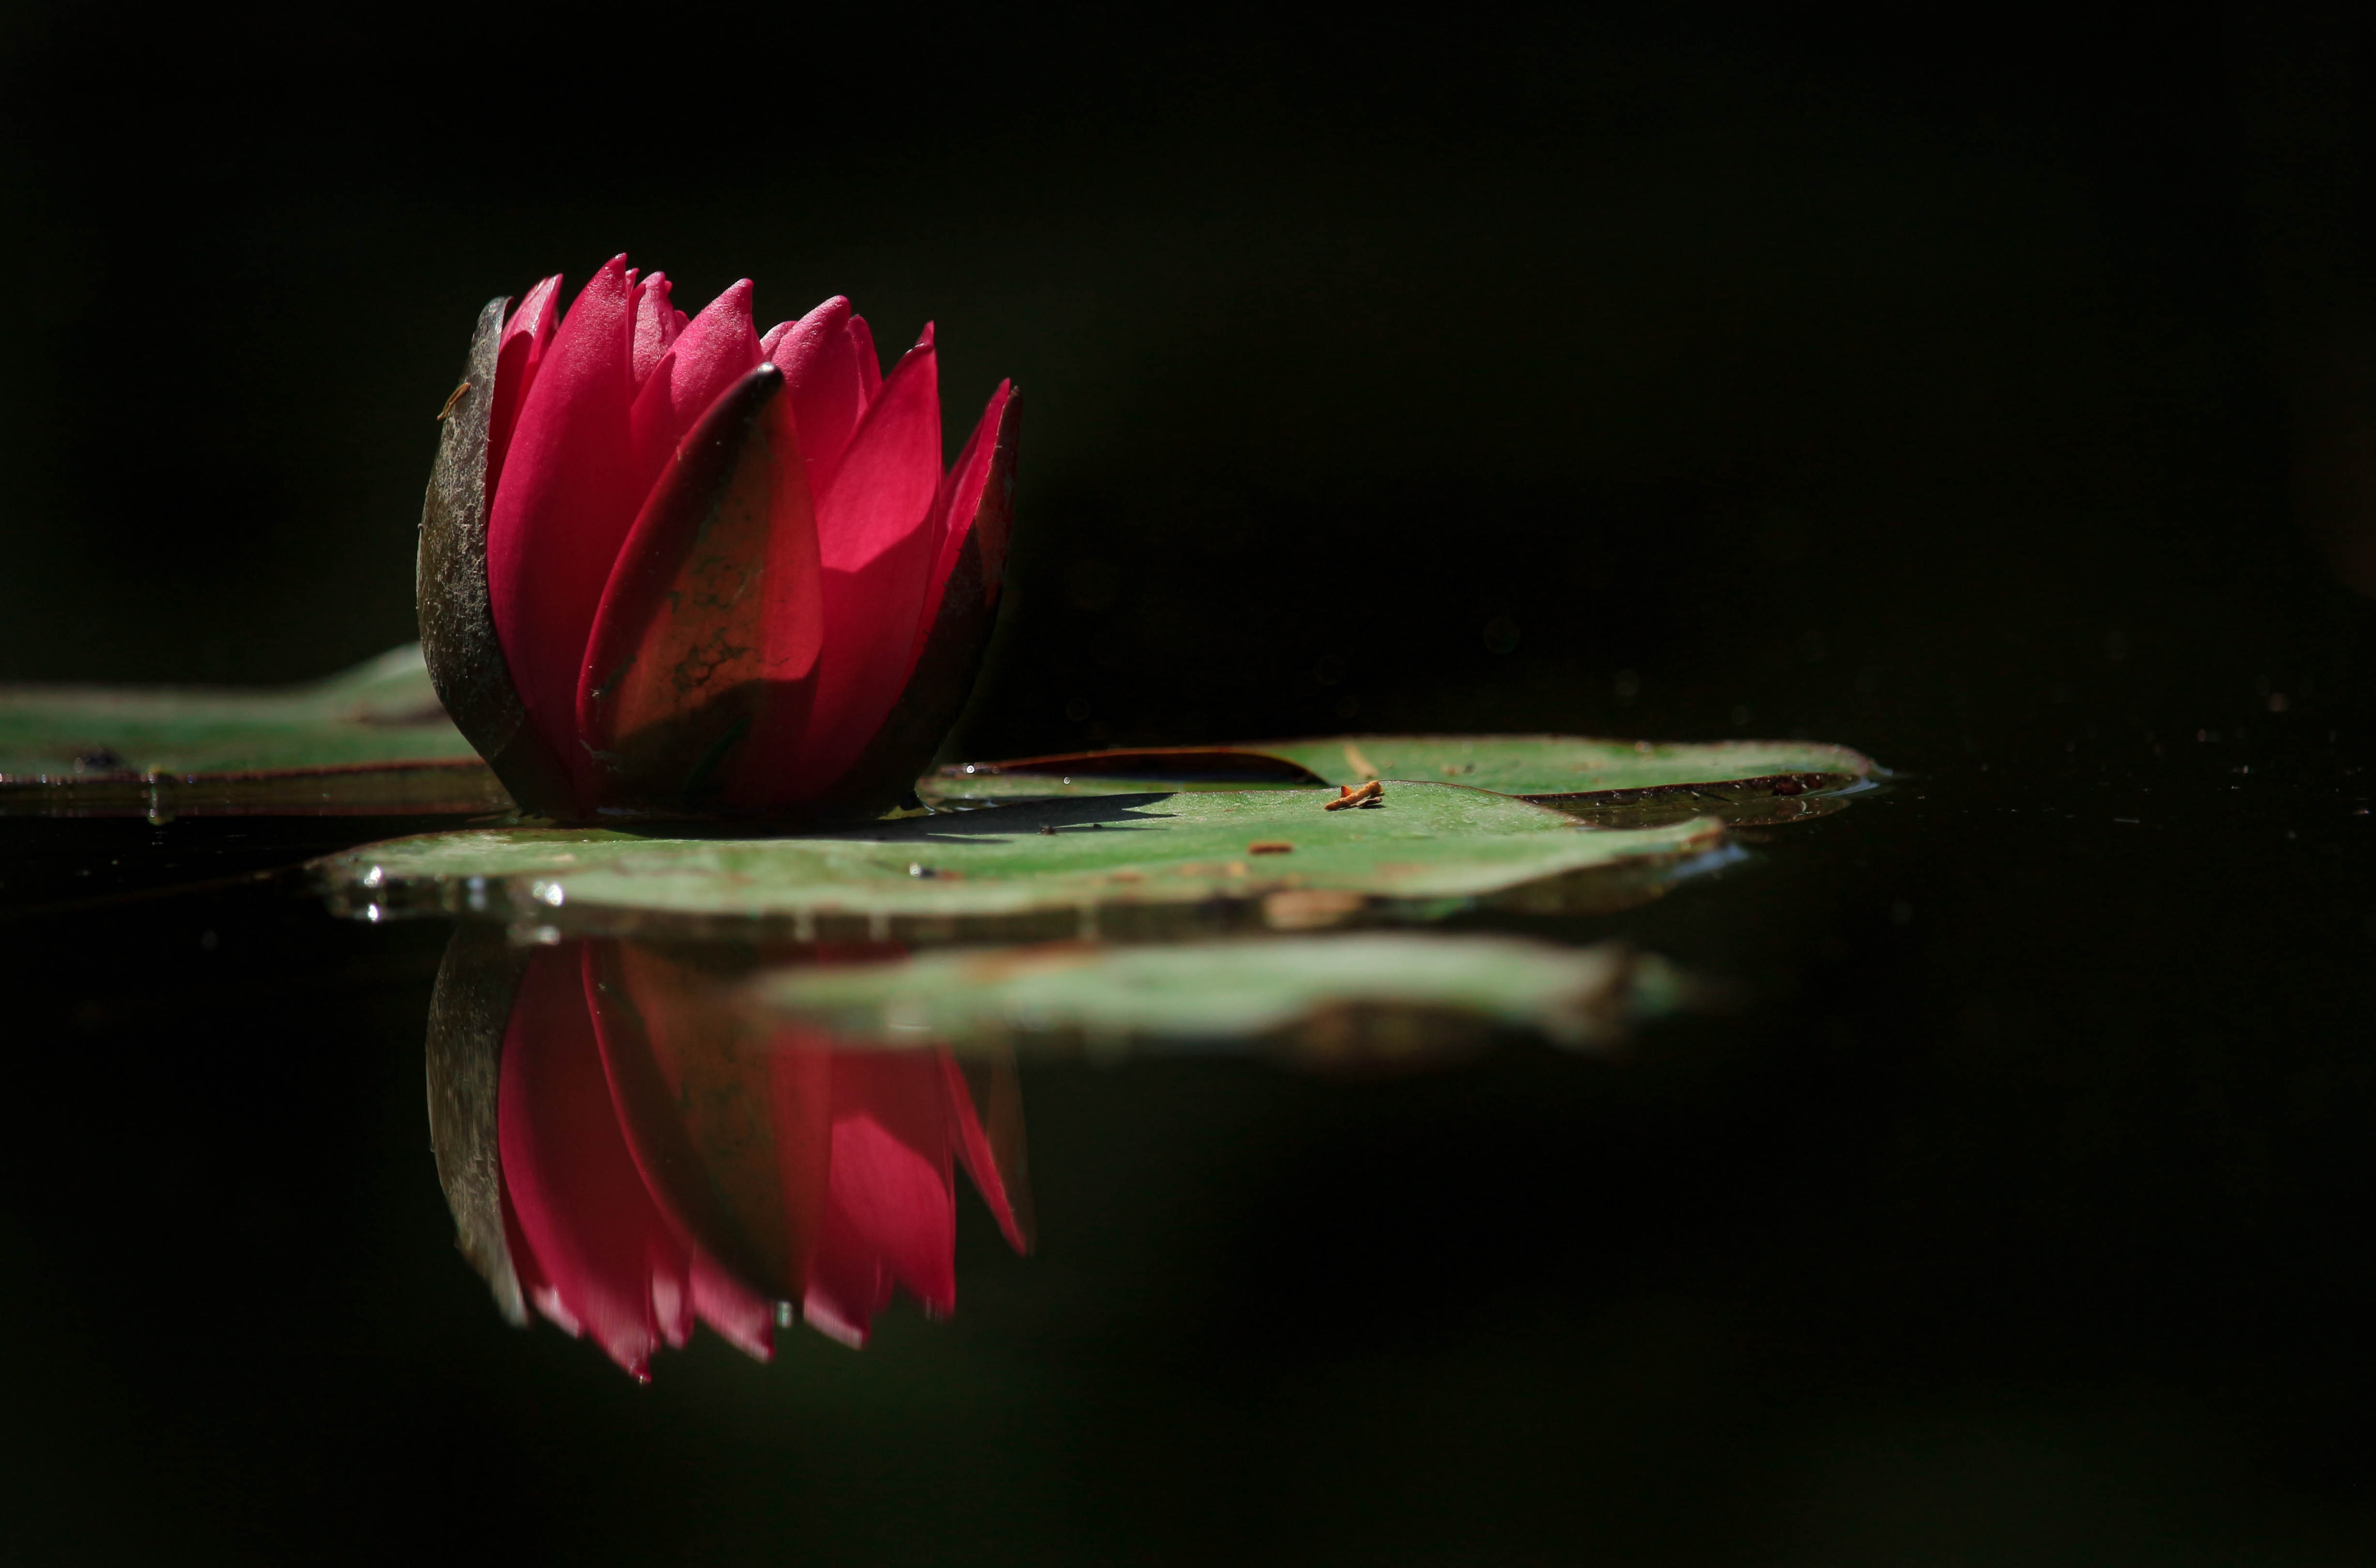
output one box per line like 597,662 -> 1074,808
928,734 -> 1874,821
0,642 -> 1877,832
0,645 -> 501,816
316,783 -> 1728,940
749,932 -> 1684,1068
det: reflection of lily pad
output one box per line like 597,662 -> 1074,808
318,783 -> 1727,941
750,933 -> 1684,1068
0,644 -> 504,817
926,733 -> 1874,824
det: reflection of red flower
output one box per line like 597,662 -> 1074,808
497,950 -> 770,1376
493,941 -> 1027,1380
772,1026 -> 1027,1345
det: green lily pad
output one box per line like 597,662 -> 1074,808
0,630 -> 1876,831
317,782 -> 1728,941
750,932 -> 1685,1068
0,644 -> 506,817
925,734 -> 1874,825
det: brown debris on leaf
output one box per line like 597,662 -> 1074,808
1325,780 -> 1384,811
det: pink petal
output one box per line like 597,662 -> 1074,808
912,379 -> 1014,664
625,279 -> 762,508
581,363 -> 825,812
849,314 -> 882,403
486,273 -> 561,493
719,478 -> 834,812
628,269 -> 686,389
783,326 -> 943,795
496,944 -> 689,1380
486,256 -> 641,807
770,296 -> 873,502
817,326 -> 939,574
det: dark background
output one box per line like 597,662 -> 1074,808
7,6 -> 2376,1563
8,5 -> 2375,763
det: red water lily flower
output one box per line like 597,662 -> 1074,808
419,257 -> 1020,821
481,939 -> 1029,1379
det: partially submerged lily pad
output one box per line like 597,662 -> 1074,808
318,782 -> 1728,940
926,733 -> 1874,824
0,636 -> 1877,830
750,932 -> 1684,1069
0,644 -> 505,817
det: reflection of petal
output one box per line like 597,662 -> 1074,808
424,924 -> 533,1326
432,933 -> 1031,1374
769,1030 -> 1031,1346
690,1251 -> 775,1362
815,1051 -> 960,1329
583,939 -> 793,1298
947,1051 -> 1033,1254
767,1033 -> 835,1322
496,945 -> 772,1379
498,946 -> 688,1378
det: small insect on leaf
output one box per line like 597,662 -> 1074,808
1248,840 -> 1294,854
436,381 -> 473,421
1325,780 -> 1385,811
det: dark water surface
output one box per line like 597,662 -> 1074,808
3,733 -> 2371,1566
